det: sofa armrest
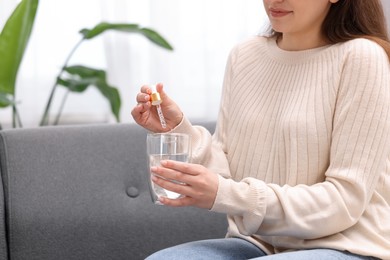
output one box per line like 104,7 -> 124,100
0,149 -> 7,260
0,122 -> 226,260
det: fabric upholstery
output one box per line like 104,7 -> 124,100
0,138 -> 7,260
0,122 -> 226,260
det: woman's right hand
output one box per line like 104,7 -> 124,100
131,83 -> 183,132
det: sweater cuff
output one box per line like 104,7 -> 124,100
169,116 -> 193,134
210,175 -> 268,235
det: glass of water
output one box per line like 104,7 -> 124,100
146,133 -> 191,205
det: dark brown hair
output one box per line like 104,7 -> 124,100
270,0 -> 390,59
323,0 -> 390,58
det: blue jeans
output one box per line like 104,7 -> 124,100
145,238 -> 376,260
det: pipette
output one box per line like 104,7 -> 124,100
150,86 -> 167,129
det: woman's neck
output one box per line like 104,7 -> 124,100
277,32 -> 329,51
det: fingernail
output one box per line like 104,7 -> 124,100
145,95 -> 150,101
160,160 -> 168,166
150,166 -> 157,172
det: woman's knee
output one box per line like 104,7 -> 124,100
146,238 -> 265,260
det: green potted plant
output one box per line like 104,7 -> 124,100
40,22 -> 173,126
0,1 -> 173,128
0,0 -> 39,129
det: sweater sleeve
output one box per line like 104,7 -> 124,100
213,39 -> 390,238
170,46 -> 240,178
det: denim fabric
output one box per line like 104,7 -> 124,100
146,238 -> 376,260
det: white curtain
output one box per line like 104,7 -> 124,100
0,0 -> 267,127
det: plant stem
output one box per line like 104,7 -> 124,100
53,89 -> 70,125
11,104 -> 22,128
12,105 -> 16,128
39,38 -> 84,126
14,105 -> 23,128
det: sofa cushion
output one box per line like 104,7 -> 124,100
0,146 -> 7,260
0,122 -> 226,260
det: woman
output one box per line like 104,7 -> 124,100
132,0 -> 390,259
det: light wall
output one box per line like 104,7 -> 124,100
0,0 -> 266,128
382,0 -> 390,33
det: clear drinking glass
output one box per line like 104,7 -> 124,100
146,133 -> 191,205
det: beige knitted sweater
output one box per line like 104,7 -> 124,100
174,36 -> 390,259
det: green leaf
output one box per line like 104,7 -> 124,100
0,93 -> 16,108
139,28 -> 173,50
79,22 -> 173,51
80,22 -> 139,39
95,80 -> 121,123
63,65 -> 104,78
0,0 -> 39,96
57,65 -> 121,122
56,78 -> 91,92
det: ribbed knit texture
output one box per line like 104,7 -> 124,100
174,36 -> 390,259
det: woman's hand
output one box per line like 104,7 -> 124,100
131,83 -> 183,132
151,160 -> 219,209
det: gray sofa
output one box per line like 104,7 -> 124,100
0,122 -> 227,260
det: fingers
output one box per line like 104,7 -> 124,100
150,161 -> 198,196
151,174 -> 201,207
156,83 -> 171,103
158,196 -> 195,207
131,102 -> 149,118
140,85 -> 153,95
132,84 -> 154,122
151,161 -> 218,209
132,83 -> 183,132
151,164 -> 191,184
152,174 -> 193,196
159,160 -> 201,176
150,162 -> 197,193
140,83 -> 163,96
150,161 -> 203,196
155,83 -> 164,95
136,83 -> 166,104
136,92 -> 149,103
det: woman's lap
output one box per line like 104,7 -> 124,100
145,238 -> 375,260
146,238 -> 265,260
254,248 -> 377,260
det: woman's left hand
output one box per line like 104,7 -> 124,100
150,160 -> 219,209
